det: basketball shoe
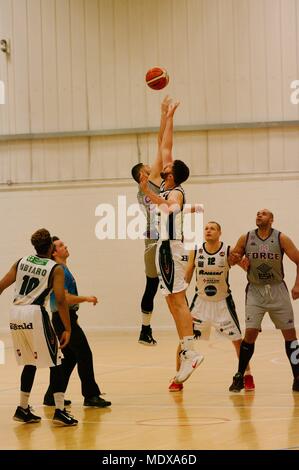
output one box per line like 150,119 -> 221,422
53,408 -> 78,426
168,379 -> 183,392
229,372 -> 244,392
244,374 -> 255,391
174,350 -> 204,384
13,406 -> 41,423
138,325 -> 157,346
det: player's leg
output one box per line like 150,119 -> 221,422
139,240 -> 159,345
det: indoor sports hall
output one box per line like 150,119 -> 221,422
0,0 -> 299,451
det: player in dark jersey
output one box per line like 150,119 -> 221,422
0,228 -> 77,425
229,209 -> 299,392
43,236 -> 111,408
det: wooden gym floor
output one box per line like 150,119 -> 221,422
0,328 -> 299,450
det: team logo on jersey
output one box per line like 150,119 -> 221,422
198,249 -> 203,254
159,241 -> 174,292
259,244 -> 269,253
204,285 -> 217,296
219,251 -> 225,257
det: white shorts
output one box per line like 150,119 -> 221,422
190,294 -> 242,341
10,305 -> 62,368
156,240 -> 188,296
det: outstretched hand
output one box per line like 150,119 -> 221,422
86,296 -> 98,305
161,95 -> 171,115
167,101 -> 180,118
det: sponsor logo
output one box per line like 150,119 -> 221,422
198,270 -> 223,276
10,322 -> 33,330
204,285 -> 217,296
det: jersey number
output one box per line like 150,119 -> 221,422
19,275 -> 40,295
208,257 -> 216,265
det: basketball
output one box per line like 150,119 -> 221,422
145,67 -> 169,90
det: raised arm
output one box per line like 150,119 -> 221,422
280,233 -> 299,300
161,101 -> 180,167
149,96 -> 171,184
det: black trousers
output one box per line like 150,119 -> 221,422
45,310 -> 100,399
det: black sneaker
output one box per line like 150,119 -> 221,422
83,396 -> 111,407
138,325 -> 157,346
292,379 -> 299,392
53,408 -> 78,426
229,372 -> 244,393
13,406 -> 41,423
43,396 -> 72,407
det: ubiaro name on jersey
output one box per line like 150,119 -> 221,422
19,263 -> 47,277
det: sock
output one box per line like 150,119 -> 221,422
183,336 -> 195,352
53,392 -> 64,411
238,341 -> 255,375
142,312 -> 152,327
285,340 -> 299,379
20,391 -> 30,409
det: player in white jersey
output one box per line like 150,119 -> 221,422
131,96 -> 171,346
168,221 -> 254,392
0,228 -> 78,425
229,209 -> 299,393
139,100 -> 204,385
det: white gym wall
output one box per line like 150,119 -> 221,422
0,0 -> 298,331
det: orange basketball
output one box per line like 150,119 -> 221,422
145,67 -> 169,90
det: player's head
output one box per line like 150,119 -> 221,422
51,236 -> 69,260
31,228 -> 53,256
256,209 -> 273,229
131,163 -> 151,183
161,160 -> 189,186
204,221 -> 221,242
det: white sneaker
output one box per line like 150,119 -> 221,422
174,350 -> 204,384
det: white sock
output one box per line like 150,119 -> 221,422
142,313 -> 152,327
53,392 -> 64,411
183,336 -> 195,352
20,391 -> 30,409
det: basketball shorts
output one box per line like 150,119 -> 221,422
10,304 -> 62,367
156,240 -> 188,296
190,293 -> 242,341
144,238 -> 158,278
245,282 -> 294,330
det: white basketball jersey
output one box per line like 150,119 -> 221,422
13,255 -> 57,306
194,242 -> 231,301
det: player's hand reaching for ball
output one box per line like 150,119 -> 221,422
167,101 -> 180,118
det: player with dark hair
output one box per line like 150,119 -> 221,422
139,100 -> 203,384
131,96 -> 171,346
0,228 -> 77,425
